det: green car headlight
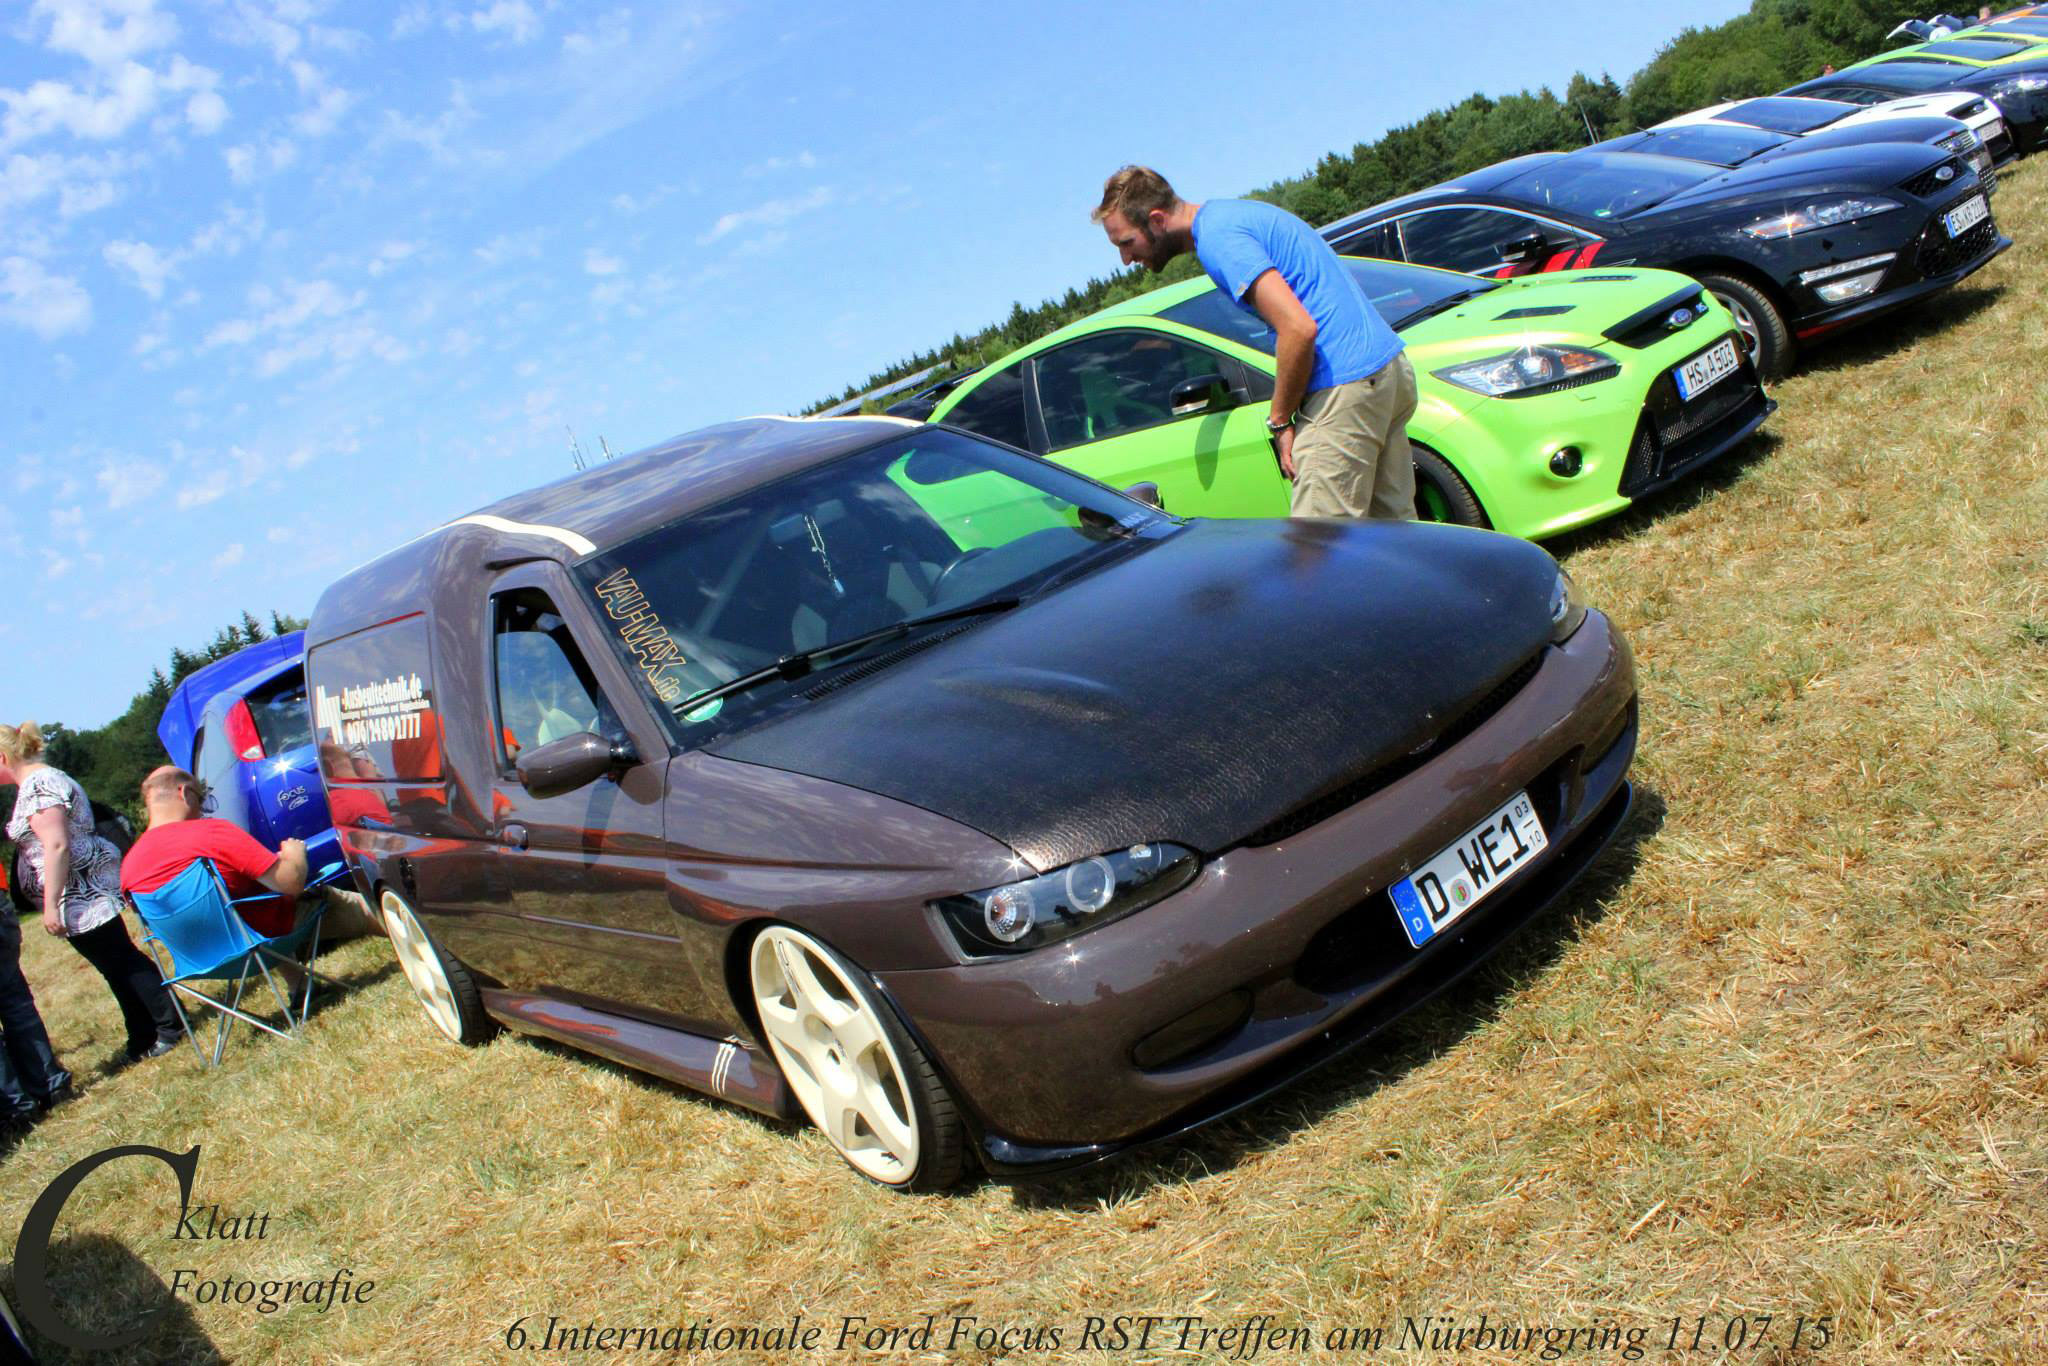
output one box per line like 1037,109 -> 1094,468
1433,345 -> 1620,398
1742,196 -> 1900,240
1549,568 -> 1588,643
934,843 -> 1199,956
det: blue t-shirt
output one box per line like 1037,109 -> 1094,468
1193,198 -> 1403,392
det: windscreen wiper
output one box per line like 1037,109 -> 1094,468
1392,288 -> 1489,330
674,596 -> 1022,714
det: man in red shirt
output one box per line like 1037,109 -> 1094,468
120,768 -> 308,936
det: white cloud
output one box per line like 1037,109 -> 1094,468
188,203 -> 264,257
366,239 -> 417,277
561,10 -> 631,59
744,151 -> 817,177
392,4 -> 433,40
205,277 -> 358,348
582,248 -> 621,276
102,237 -> 171,297
379,87 -> 480,166
211,542 -> 245,570
35,0 -> 179,68
223,134 -> 297,183
176,466 -> 231,508
473,229 -> 541,266
698,186 -> 833,245
1,60 -> 161,149
0,256 -> 91,337
94,454 -> 165,509
468,1 -> 540,44
184,88 -> 228,134
44,553 -> 73,582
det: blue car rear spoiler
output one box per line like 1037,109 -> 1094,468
156,631 -> 307,769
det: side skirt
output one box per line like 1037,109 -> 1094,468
482,990 -> 801,1123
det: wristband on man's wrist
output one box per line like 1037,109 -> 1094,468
1265,414 -> 1294,434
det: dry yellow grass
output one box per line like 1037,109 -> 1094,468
2,164 -> 2044,1365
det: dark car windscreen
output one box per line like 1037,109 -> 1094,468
1497,153 -> 1716,219
1717,97 -> 1859,133
1632,124 -> 1789,166
245,669 -> 314,756
1158,258 -> 1494,347
574,429 -> 1173,739
1910,37 -> 2033,59
1842,59 -> 1982,91
1983,18 -> 2048,37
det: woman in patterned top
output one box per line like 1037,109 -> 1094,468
1,720 -> 183,1064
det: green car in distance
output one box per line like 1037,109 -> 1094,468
928,256 -> 1775,541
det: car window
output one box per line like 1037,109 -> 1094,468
492,588 -> 622,765
1496,153 -> 1714,220
244,670 -> 313,757
1326,220 -> 1400,260
574,430 -> 1173,739
1161,258 -> 1490,346
941,364 -> 1031,450
1396,207 -> 1554,273
1033,331 -> 1231,450
1718,97 -> 1858,133
1637,123 -> 1789,165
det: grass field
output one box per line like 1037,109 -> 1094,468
2,162 -> 2044,1365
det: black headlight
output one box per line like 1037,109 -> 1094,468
934,843 -> 1199,956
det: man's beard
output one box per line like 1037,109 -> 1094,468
1138,225 -> 1177,272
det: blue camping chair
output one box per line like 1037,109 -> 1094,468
129,860 -> 350,1066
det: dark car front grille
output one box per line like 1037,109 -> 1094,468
1898,158 -> 1965,198
1985,129 -> 2014,164
1618,344 -> 1771,500
1239,653 -> 1544,848
1915,197 -> 2000,280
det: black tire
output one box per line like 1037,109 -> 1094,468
1697,272 -> 1794,381
377,887 -> 497,1046
748,925 -> 965,1190
1412,444 -> 1488,528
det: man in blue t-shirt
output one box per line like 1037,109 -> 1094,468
1092,165 -> 1417,520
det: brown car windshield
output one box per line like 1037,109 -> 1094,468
573,429 -> 1173,740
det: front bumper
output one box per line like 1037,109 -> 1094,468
1791,190 -> 2011,340
876,609 -> 1639,1172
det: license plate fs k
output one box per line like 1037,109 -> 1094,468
1389,791 -> 1548,949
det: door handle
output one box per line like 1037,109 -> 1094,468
499,823 -> 529,850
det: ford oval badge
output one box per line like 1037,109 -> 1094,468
1935,164 -> 1956,182
1666,308 -> 1694,330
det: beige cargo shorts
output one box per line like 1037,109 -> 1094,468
1288,351 -> 1418,520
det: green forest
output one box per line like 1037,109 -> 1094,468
800,0 -> 1932,415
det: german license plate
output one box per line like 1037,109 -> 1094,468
1945,194 -> 1988,237
1389,791 -> 1548,949
1673,337 -> 1740,402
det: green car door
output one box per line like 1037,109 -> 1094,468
1025,328 -> 1289,517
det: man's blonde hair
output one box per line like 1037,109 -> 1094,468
1092,165 -> 1181,227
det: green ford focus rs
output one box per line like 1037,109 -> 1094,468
929,257 -> 1775,541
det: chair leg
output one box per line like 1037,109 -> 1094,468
142,937 -> 215,1069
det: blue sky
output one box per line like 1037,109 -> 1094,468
1,0 -> 1753,729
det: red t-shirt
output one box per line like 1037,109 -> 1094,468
121,818 -> 296,936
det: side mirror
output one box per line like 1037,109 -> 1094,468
1168,373 -> 1232,417
1497,231 -> 1551,265
516,732 -> 638,799
1123,482 -> 1163,509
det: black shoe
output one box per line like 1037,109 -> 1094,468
36,1081 -> 73,1110
127,1037 -> 182,1063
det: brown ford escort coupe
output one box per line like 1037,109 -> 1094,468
306,416 -> 1638,1188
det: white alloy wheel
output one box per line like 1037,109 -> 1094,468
749,926 -> 948,1186
380,888 -> 465,1042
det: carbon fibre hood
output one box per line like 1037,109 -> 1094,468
707,519 -> 1559,871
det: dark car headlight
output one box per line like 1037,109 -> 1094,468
1742,196 -> 1900,240
1550,568 -> 1587,643
935,842 -> 1199,955
1988,74 -> 2048,99
1433,345 -> 1619,398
